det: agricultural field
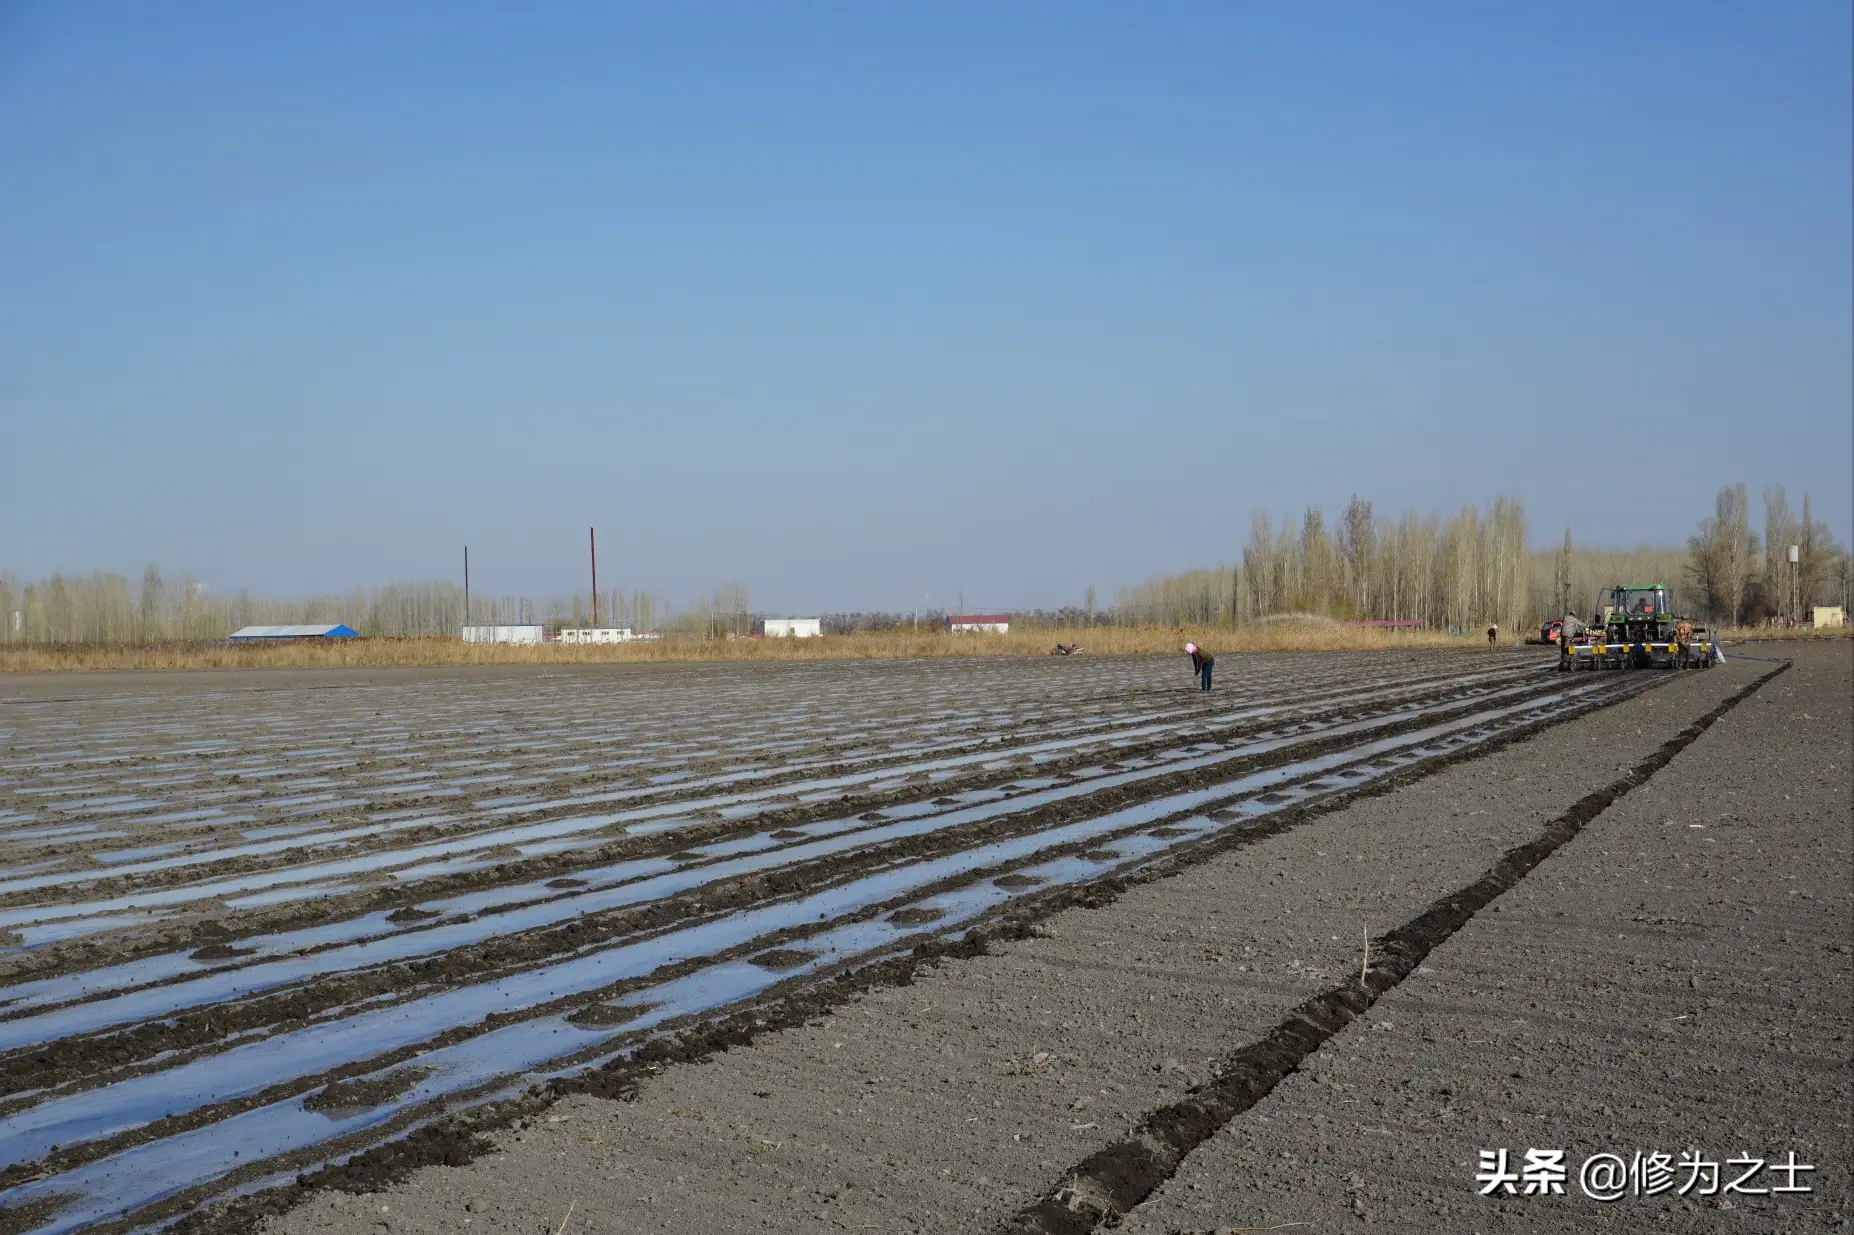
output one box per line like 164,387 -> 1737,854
0,649 -> 1836,1235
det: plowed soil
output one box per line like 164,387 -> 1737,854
4,647 -> 1829,1235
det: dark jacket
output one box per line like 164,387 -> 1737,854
1190,649 -> 1214,673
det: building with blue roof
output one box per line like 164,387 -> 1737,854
227,624 -> 360,641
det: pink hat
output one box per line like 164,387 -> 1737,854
1184,642 -> 1197,654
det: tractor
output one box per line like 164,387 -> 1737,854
1602,584 -> 1677,644
1561,583 -> 1714,670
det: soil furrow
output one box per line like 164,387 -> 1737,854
0,673 -> 1605,1104
1000,661 -> 1786,1235
0,661 -> 1507,928
0,657 -> 1660,1235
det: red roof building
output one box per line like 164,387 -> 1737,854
948,614 -> 1010,633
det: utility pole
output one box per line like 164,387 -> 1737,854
590,527 -> 599,628
463,546 -> 470,638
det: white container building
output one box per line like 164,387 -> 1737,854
555,627 -> 637,644
462,624 -> 545,644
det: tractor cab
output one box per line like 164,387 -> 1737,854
1609,585 -> 1667,619
1602,584 -> 1677,647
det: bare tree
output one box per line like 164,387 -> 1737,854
1719,483 -> 1757,626
1243,513 -> 1278,617
1119,495 -> 1533,631
1689,483 -> 1757,625
1342,495 -> 1375,616
1797,491 -> 1841,610
1762,485 -> 1796,620
1555,528 -> 1573,617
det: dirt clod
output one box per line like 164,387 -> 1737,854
750,948 -> 820,971
565,1003 -> 656,1027
304,1069 -> 433,1113
189,944 -> 256,961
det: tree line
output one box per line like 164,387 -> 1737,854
1114,486 -> 1848,632
1116,496 -> 1535,633
1685,484 -> 1850,626
3,486 -> 1847,644
0,569 -> 680,645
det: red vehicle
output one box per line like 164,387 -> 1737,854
1539,619 -> 1564,645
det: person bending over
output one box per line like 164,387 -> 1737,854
1185,642 -> 1214,693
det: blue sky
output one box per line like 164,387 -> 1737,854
2,2 -> 1849,612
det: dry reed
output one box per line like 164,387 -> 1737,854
0,624 -> 1475,675
1715,625 -> 1853,642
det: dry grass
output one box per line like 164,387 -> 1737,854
0,623 -> 1475,674
1717,625 -> 1853,642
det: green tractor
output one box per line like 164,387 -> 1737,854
1562,583 -> 1713,670
1601,584 -> 1677,644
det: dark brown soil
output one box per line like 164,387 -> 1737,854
3,672 -> 1600,1104
237,653 -> 1794,1235
187,944 -> 255,961
565,1002 -> 656,1028
303,1069 -> 432,1113
1123,641 -> 1852,1234
750,948 -> 820,971
2,648 -> 1728,1235
0,660 -> 1534,993
1012,663 -> 1785,1234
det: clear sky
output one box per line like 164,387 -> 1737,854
2,2 -> 1849,613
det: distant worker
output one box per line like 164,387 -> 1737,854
1486,623 -> 1498,647
1185,642 -> 1214,693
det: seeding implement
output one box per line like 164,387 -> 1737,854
1560,583 -> 1717,670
